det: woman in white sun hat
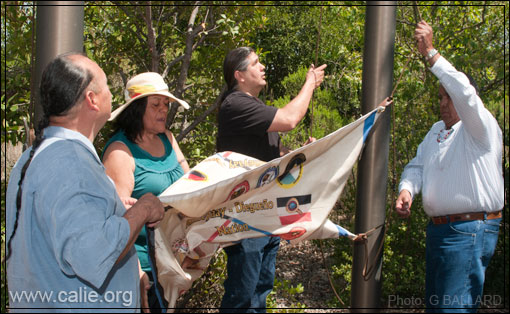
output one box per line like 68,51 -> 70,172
102,72 -> 190,312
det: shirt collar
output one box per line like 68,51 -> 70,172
451,120 -> 461,131
43,126 -> 101,164
440,119 -> 461,131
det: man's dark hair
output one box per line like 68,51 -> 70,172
220,47 -> 255,103
40,52 -> 95,119
440,71 -> 479,99
112,97 -> 148,143
6,52 -> 94,260
463,72 -> 479,95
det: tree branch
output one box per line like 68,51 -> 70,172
119,69 -> 128,88
481,77 -> 504,95
168,3 -> 201,125
113,4 -> 147,46
145,3 -> 159,72
162,8 -> 218,78
102,4 -> 149,71
440,4 -> 487,47
162,55 -> 186,78
176,99 -> 221,142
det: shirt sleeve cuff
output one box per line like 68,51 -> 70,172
80,215 -> 132,289
398,182 -> 415,199
429,56 -> 453,79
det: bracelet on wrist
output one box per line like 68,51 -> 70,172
425,49 -> 438,61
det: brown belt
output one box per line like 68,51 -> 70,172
431,211 -> 502,225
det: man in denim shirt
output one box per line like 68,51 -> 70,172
6,53 -> 165,312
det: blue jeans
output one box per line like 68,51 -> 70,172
425,217 -> 501,313
220,236 -> 280,313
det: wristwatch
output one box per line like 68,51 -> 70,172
425,49 -> 438,61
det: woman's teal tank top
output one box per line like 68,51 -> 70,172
103,131 -> 184,271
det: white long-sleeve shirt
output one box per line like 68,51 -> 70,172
398,56 -> 503,217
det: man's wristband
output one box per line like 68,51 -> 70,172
425,49 -> 438,61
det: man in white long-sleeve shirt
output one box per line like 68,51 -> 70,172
395,21 -> 503,313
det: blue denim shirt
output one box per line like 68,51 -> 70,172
6,126 -> 139,312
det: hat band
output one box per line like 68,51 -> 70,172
127,84 -> 162,99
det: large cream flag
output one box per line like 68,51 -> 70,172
152,107 -> 385,310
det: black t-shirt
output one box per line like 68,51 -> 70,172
217,91 -> 280,162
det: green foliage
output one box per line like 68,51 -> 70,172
262,3 -> 508,310
272,66 -> 349,149
1,3 -> 34,145
1,94 -> 29,146
174,250 -> 227,310
82,2 -> 270,160
267,279 -> 306,313
178,115 -> 218,168
2,1 -> 508,311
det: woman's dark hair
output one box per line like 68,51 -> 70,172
6,52 -> 94,260
112,96 -> 148,143
219,47 -> 255,103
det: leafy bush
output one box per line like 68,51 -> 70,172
2,2 -> 507,312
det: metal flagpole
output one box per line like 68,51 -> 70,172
33,1 -> 84,130
351,2 -> 396,311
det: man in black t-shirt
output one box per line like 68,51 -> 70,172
217,47 -> 326,313
217,91 -> 280,162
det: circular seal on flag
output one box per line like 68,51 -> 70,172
285,197 -> 303,214
277,153 -> 306,189
256,166 -> 279,188
226,180 -> 250,201
280,227 -> 307,240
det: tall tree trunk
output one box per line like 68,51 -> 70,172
145,3 -> 159,72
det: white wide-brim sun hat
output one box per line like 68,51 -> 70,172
109,72 -> 189,121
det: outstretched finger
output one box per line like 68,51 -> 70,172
314,64 -> 327,71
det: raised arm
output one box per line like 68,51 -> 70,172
415,20 -> 497,148
268,64 -> 327,132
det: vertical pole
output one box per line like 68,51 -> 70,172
33,1 -> 84,130
351,2 -> 396,311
